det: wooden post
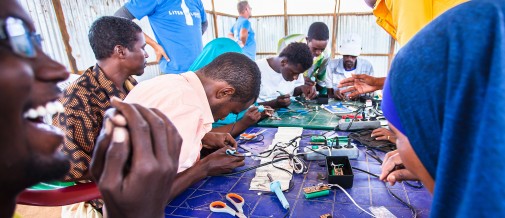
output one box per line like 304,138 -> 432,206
51,0 -> 78,74
331,0 -> 341,58
211,0 -> 219,37
284,0 -> 288,36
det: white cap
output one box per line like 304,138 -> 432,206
339,34 -> 362,56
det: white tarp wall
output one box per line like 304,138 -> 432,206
20,0 -> 394,81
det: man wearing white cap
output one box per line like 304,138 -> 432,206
325,34 -> 374,100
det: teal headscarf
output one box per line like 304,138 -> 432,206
384,0 -> 505,216
189,37 -> 242,71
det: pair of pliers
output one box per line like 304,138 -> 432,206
209,193 -> 246,218
276,108 -> 294,114
295,109 -> 308,115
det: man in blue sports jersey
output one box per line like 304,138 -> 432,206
228,1 -> 256,60
115,0 -> 208,74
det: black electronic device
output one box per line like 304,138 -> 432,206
316,95 -> 329,104
348,130 -> 396,152
326,156 -> 353,188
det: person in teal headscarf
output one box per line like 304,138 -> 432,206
380,0 -> 505,216
189,38 -> 242,71
190,38 -> 272,136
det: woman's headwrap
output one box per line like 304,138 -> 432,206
382,0 -> 505,216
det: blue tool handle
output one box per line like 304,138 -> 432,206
226,149 -> 236,155
257,105 -> 265,113
270,181 -> 290,210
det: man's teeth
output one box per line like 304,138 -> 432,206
24,101 -> 64,119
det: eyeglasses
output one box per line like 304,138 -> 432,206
0,17 -> 41,58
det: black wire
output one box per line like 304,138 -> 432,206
237,144 -> 253,153
228,113 -> 239,135
218,157 -> 289,176
306,146 -> 331,157
271,152 -> 293,177
357,149 -> 424,190
283,207 -> 291,218
351,166 -> 418,218
365,148 -> 383,164
344,105 -> 366,131
255,142 -> 292,158
351,167 -> 379,177
385,183 -> 418,218
404,181 -> 424,189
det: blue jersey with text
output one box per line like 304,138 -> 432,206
126,0 -> 207,74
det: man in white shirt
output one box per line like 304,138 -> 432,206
325,34 -> 374,99
257,42 -> 316,108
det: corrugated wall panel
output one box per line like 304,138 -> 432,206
364,56 -> 389,77
337,15 -> 390,54
60,0 -> 133,70
216,15 -> 237,39
21,1 -> 393,76
134,64 -> 162,83
252,16 -> 285,54
202,12 -> 215,46
20,0 -> 70,68
23,0 -> 164,78
287,16 -> 333,54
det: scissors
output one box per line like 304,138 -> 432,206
239,129 -> 266,140
209,193 -> 246,218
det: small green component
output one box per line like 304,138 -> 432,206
311,136 -> 326,142
312,145 -> 319,149
304,190 -> 330,199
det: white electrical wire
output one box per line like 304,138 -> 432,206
331,183 -> 376,217
290,155 -> 307,174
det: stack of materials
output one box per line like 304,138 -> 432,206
249,127 -> 303,191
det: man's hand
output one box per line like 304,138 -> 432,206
202,132 -> 237,149
199,147 -> 245,176
333,89 -> 346,100
91,97 -> 182,218
275,94 -> 291,108
379,150 -> 418,186
239,107 -> 261,126
300,85 -> 317,100
338,74 -> 384,99
304,76 -> 316,87
371,128 -> 396,143
261,106 -> 274,118
152,43 -> 170,63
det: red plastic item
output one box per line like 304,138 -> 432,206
341,114 -> 354,119
17,182 -> 101,206
341,114 -> 363,120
